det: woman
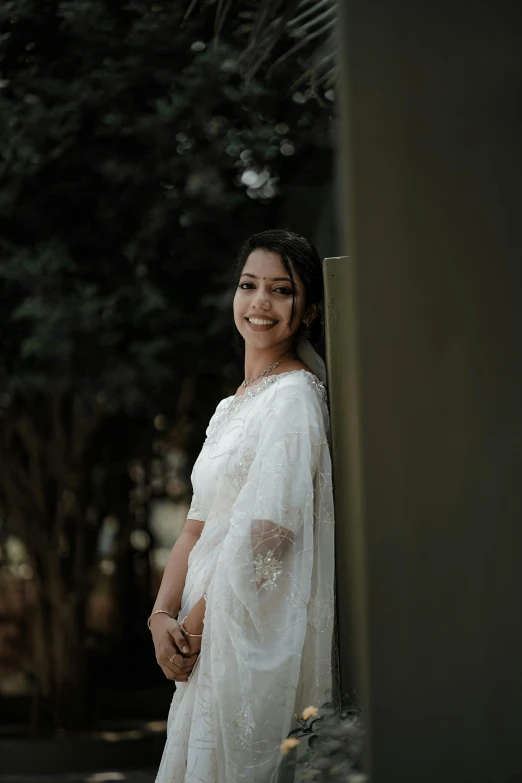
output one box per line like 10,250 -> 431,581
150,229 -> 337,782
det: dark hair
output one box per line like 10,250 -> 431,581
233,229 -> 324,352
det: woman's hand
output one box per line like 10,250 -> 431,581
181,624 -> 203,658
179,599 -> 205,658
149,613 -> 199,682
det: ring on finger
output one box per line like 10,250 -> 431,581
170,653 -> 179,663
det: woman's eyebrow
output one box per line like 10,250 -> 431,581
240,273 -> 293,283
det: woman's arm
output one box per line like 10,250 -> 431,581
151,517 -> 204,620
149,518 -> 204,681
178,520 -> 292,654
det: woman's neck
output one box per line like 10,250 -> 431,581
243,344 -> 296,383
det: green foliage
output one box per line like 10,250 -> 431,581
0,0 -> 334,730
0,0 -> 333,410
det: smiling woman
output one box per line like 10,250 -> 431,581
232,229 -> 327,385
236,252 -> 307,339
149,230 -> 337,783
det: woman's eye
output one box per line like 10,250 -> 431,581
238,283 -> 293,295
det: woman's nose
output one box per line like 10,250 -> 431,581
252,288 -> 271,310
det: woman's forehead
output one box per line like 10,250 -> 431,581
242,249 -> 301,285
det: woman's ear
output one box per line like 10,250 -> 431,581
305,303 -> 319,325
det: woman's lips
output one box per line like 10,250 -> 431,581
244,317 -> 278,332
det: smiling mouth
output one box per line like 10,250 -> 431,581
244,317 -> 279,332
246,317 -> 278,326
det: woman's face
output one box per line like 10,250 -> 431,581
233,248 -> 313,351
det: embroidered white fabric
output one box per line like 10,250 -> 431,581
156,370 -> 338,783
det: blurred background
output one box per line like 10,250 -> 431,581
0,0 -> 337,778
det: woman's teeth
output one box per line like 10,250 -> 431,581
247,318 -> 276,326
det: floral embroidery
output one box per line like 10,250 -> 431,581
307,594 -> 334,631
252,549 -> 283,591
231,701 -> 255,748
227,446 -> 256,491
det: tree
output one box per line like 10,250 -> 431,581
0,0 -> 333,731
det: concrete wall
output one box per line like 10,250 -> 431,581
327,2 -> 522,781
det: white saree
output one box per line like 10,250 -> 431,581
156,369 -> 337,783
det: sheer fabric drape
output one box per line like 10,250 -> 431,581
156,371 -> 337,783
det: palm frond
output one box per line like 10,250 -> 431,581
239,0 -> 302,79
186,0 -> 338,92
266,12 -> 336,78
213,0 -> 236,41
287,0 -> 335,34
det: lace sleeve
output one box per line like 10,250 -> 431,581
187,493 -> 206,522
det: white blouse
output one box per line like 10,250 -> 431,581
156,370 -> 337,783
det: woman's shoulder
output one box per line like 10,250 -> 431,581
263,371 -> 329,427
204,395 -> 235,438
264,371 -> 330,437
211,369 -> 328,421
272,369 -> 327,401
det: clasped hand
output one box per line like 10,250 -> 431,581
151,615 -> 201,683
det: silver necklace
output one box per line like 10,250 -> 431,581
241,352 -> 296,389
